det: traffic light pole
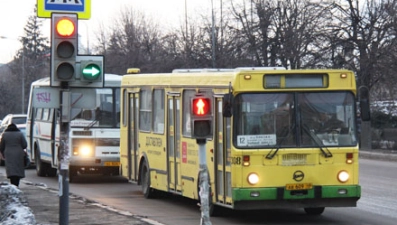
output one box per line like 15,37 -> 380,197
197,138 -> 212,225
59,85 -> 70,225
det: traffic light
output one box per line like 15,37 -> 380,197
80,57 -> 103,83
191,95 -> 213,139
51,13 -> 78,86
75,55 -> 104,87
81,61 -> 101,81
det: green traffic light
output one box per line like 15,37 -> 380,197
82,63 -> 101,80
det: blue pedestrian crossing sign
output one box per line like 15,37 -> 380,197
37,0 -> 91,19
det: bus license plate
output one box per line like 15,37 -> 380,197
286,183 -> 312,190
104,162 -> 120,166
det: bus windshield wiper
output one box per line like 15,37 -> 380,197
84,120 -> 98,131
302,125 -> 333,158
266,123 -> 295,159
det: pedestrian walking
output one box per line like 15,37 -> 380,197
0,123 -> 28,187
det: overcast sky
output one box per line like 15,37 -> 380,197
0,0 -> 211,64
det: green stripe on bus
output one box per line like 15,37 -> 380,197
232,185 -> 361,201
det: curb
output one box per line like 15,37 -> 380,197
359,150 -> 397,161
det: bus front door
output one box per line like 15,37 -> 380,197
167,94 -> 182,193
215,97 -> 232,205
128,93 -> 139,181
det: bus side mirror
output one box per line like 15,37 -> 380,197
359,86 -> 370,121
223,93 -> 233,117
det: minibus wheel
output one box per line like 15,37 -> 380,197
35,148 -> 46,177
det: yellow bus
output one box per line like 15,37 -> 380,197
119,67 -> 370,215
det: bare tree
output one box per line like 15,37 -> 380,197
95,7 -> 170,74
230,0 -> 275,66
330,0 -> 397,93
272,0 -> 332,68
1,5 -> 49,115
229,0 -> 329,68
0,67 -> 20,117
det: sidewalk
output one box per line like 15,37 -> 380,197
0,172 -> 159,225
359,148 -> 397,161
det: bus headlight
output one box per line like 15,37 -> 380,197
337,170 -> 349,183
247,173 -> 259,185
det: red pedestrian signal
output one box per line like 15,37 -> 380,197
192,98 -> 210,116
191,96 -> 213,139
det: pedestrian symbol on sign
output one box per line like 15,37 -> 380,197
47,0 -> 82,5
45,0 -> 85,12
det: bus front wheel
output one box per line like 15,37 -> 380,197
141,162 -> 156,199
304,207 -> 325,215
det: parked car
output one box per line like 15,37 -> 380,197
0,114 -> 27,131
0,114 -> 27,166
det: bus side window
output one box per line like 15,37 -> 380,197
98,102 -> 113,125
100,101 -> 112,112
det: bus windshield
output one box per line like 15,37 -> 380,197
70,88 -> 120,128
234,92 -> 357,148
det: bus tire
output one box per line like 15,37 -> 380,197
47,167 -> 57,177
141,161 -> 156,199
35,149 -> 47,177
304,207 -> 325,215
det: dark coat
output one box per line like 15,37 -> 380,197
0,124 -> 27,178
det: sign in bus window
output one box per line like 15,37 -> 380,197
285,74 -> 324,88
264,75 -> 281,88
237,134 -> 276,147
264,74 -> 327,88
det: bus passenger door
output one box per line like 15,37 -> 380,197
128,93 -> 139,181
51,109 -> 58,167
167,94 -> 182,193
215,97 -> 232,204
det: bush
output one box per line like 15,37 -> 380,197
371,111 -> 397,129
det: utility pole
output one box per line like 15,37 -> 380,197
190,95 -> 213,225
59,87 -> 71,225
211,0 -> 216,68
198,139 -> 212,225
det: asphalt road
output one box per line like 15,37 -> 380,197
2,154 -> 396,225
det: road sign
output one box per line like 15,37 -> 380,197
33,87 -> 60,108
37,0 -> 91,19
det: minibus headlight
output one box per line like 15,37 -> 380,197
74,145 -> 93,157
80,145 -> 93,156
337,170 -> 349,183
247,173 -> 259,185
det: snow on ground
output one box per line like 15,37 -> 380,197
0,181 -> 36,225
371,101 -> 397,116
